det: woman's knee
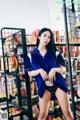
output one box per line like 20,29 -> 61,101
63,109 -> 71,117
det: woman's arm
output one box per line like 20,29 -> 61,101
52,65 -> 66,74
48,52 -> 67,81
26,55 -> 41,77
28,69 -> 48,81
28,69 -> 41,77
26,53 -> 48,80
48,66 -> 66,82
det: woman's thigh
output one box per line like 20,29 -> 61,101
39,90 -> 52,114
55,88 -> 71,113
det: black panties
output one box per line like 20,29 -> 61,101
45,85 -> 57,95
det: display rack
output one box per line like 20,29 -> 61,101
0,27 -> 33,120
63,0 -> 80,119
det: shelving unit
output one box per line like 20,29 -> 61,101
0,27 -> 33,120
63,0 -> 80,119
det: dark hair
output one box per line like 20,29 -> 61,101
36,28 -> 57,57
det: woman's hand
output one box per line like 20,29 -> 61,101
39,69 -> 48,81
48,68 -> 56,83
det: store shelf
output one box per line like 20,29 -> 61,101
66,70 -> 80,75
65,57 -> 80,60
27,44 -> 36,46
68,84 -> 80,90
70,98 -> 80,104
0,101 -> 14,110
27,42 -> 80,46
0,70 -> 4,73
55,43 -> 80,46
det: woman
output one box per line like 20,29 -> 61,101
26,28 -> 73,120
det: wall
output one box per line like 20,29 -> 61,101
48,0 -> 65,31
0,0 -> 64,33
0,0 -> 65,55
0,0 -> 51,33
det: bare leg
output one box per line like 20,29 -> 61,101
55,88 -> 73,120
38,90 -> 51,120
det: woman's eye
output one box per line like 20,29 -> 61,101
48,36 -> 51,39
43,34 -> 51,39
44,34 -> 46,37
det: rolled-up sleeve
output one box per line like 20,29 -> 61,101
25,55 -> 33,72
56,53 -> 66,67
25,54 -> 41,72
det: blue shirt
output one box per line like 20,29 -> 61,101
25,48 -> 68,99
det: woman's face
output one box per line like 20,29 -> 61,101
38,31 -> 51,47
